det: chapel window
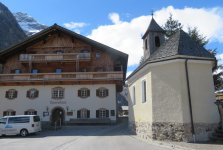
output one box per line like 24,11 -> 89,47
155,36 -> 160,47
141,80 -> 147,103
132,86 -> 136,105
145,39 -> 148,49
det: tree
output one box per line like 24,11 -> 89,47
162,13 -> 183,39
139,56 -> 144,64
162,14 -> 222,90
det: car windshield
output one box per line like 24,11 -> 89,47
0,118 -> 7,124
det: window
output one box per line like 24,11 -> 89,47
155,36 -> 160,47
97,68 -> 103,72
24,110 -> 37,115
32,69 -> 38,73
96,88 -> 108,98
81,68 -> 87,72
8,117 -> 30,124
132,86 -> 136,105
82,50 -> 88,53
110,110 -> 115,116
56,69 -> 61,73
52,87 -> 65,99
27,89 -> 39,99
100,89 -> 106,97
81,89 -> 87,97
5,90 -> 17,99
81,110 -> 87,118
57,51 -> 63,54
100,110 -> 106,118
145,39 -> 147,49
96,53 -> 100,58
78,88 -> 90,98
53,90 -> 64,98
0,118 -> 7,124
15,70 -> 20,74
141,80 -> 147,103
33,116 -> 40,122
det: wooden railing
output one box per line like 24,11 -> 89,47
0,72 -> 123,82
19,53 -> 90,62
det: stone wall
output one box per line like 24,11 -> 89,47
129,121 -> 218,142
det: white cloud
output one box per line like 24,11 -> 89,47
74,29 -> 80,34
87,6 -> 223,67
126,71 -> 133,78
63,22 -> 89,29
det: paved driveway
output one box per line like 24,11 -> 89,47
0,124 -> 168,150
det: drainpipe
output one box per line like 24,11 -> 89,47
185,59 -> 196,143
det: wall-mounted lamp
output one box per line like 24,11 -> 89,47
46,106 -> 49,111
66,106 -> 69,111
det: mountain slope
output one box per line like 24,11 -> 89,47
0,2 -> 27,51
13,12 -> 48,36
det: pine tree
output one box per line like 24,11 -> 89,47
162,13 -> 183,38
139,56 -> 144,64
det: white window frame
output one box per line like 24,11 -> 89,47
81,110 -> 87,118
81,89 -> 87,98
141,78 -> 147,103
99,110 -> 106,118
9,91 -> 15,99
28,111 -> 34,115
99,89 -> 106,97
53,89 -> 64,98
6,112 -> 12,116
132,85 -> 136,106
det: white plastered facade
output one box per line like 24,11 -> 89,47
0,84 -> 117,123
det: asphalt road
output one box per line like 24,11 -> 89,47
0,124 -> 168,150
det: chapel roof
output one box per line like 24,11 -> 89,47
142,18 -> 166,39
126,29 -> 215,81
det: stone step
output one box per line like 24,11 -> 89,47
215,129 -> 223,133
213,133 -> 223,137
210,136 -> 222,140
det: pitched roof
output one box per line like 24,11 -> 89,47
142,18 -> 166,39
148,30 -> 214,61
126,29 -> 215,81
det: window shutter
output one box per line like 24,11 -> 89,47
87,110 -> 90,118
87,90 -> 90,97
24,111 -> 28,115
27,91 -> 30,98
20,70 -> 22,73
34,111 -> 37,115
11,70 -> 14,73
14,91 -> 18,98
3,111 -> 7,117
12,111 -> 16,116
96,90 -> 99,97
78,90 -> 81,97
52,69 -> 56,72
106,89 -> 109,96
96,110 -> 99,118
106,110 -> 109,118
37,69 -> 40,73
5,91 -> 9,98
36,91 -> 39,98
77,110 -> 80,118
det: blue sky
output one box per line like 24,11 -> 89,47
1,0 -> 223,75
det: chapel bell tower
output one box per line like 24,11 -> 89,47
142,16 -> 166,60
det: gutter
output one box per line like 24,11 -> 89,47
185,59 -> 196,143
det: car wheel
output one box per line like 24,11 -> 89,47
20,129 -> 28,137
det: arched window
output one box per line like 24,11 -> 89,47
145,39 -> 147,49
155,36 -> 160,47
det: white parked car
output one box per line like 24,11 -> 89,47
0,115 -> 41,137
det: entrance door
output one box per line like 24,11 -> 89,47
52,108 -> 63,126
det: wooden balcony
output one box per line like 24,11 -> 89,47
0,72 -> 123,83
19,53 -> 90,62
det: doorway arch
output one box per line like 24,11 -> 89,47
50,106 -> 65,126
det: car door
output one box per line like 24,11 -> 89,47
7,117 -> 18,134
0,118 -> 8,135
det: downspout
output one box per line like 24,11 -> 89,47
185,59 -> 196,143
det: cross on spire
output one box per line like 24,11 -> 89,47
151,10 -> 154,18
